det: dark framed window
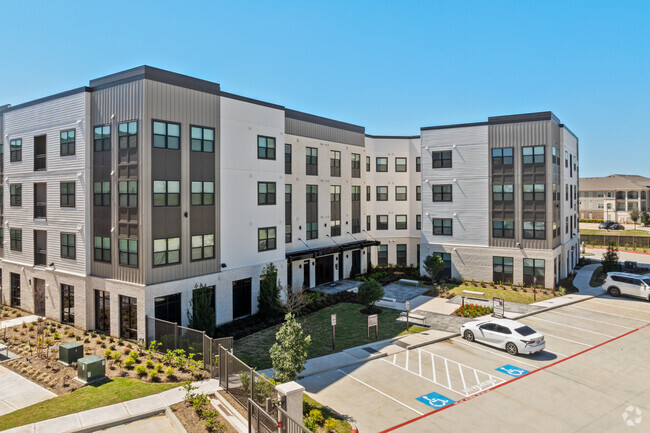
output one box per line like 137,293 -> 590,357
330,220 -> 341,236
10,228 -> 22,251
366,215 -> 371,231
351,153 -> 361,177
154,293 -> 181,324
366,156 -> 371,171
376,186 -> 388,201
523,146 -> 545,164
416,214 -> 421,230
93,181 -> 110,206
434,252 -> 452,278
306,147 -> 318,174
153,180 -> 180,206
285,144 -> 292,174
377,245 -> 388,265
352,218 -> 360,234
153,237 -> 179,266
257,182 -> 276,205
60,182 -> 75,207
190,126 -> 214,152
523,259 -> 545,285
61,284 -> 74,324
351,185 -> 360,201
376,215 -> 388,230
523,221 -> 546,239
258,227 -> 277,251
306,184 -> 318,203
232,278 -> 252,319
432,184 -> 452,202
120,295 -> 138,340
493,221 -> 514,238
118,180 -> 138,208
119,238 -> 139,267
95,290 -> 110,333
492,148 -> 513,165
416,186 -> 421,201
433,218 -> 453,236
10,184 -> 21,206
493,185 -> 514,202
94,236 -> 111,262
330,150 -> 341,177
330,185 -> 341,202
395,157 -> 407,172
94,126 -> 111,152
376,157 -> 388,172
306,222 -> 318,240
153,121 -> 180,149
396,244 -> 407,266
432,151 -> 452,168
61,233 -> 76,259
10,273 -> 20,307
191,181 -> 214,205
493,257 -> 513,284
118,121 -> 138,149
366,186 -> 371,201
258,136 -> 276,160
192,234 -> 215,261
523,184 -> 545,201
60,129 -> 75,156
286,224 -> 292,243
416,157 -> 421,172
10,139 -> 22,162
395,186 -> 407,201
395,215 -> 407,230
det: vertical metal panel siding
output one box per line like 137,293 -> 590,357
285,118 -> 364,147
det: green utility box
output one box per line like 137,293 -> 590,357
77,355 -> 106,383
59,342 -> 83,365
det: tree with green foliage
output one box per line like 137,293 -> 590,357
423,254 -> 445,284
602,243 -> 620,273
629,209 -> 641,229
269,313 -> 311,383
357,279 -> 384,310
186,283 -> 216,335
641,211 -> 650,227
258,263 -> 282,319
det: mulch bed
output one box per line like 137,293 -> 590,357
217,390 -> 248,419
0,305 -> 30,321
170,400 -> 239,433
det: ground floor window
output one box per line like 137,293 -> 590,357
434,253 -> 451,278
232,278 -> 252,319
377,245 -> 388,265
120,295 -> 138,339
154,293 -> 182,324
396,244 -> 407,266
95,290 -> 110,333
61,284 -> 74,324
10,273 -> 20,307
523,259 -> 545,286
493,257 -> 513,284
191,285 -> 216,331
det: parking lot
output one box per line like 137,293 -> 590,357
300,295 -> 650,432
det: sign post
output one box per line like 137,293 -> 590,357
493,297 -> 505,319
367,314 -> 378,340
331,314 -> 337,350
405,300 -> 410,331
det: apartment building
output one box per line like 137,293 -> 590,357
579,175 -> 650,222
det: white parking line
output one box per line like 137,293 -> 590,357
451,338 -> 539,369
546,310 -> 635,330
336,368 -> 424,415
381,357 -> 466,397
589,300 -> 650,314
524,316 -> 616,338
444,358 -> 451,389
543,349 -> 568,358
430,352 -> 437,383
542,332 -> 594,347
571,305 -> 650,322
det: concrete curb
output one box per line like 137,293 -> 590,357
66,408 -> 166,433
166,407 -> 188,433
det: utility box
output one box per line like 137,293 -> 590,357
77,355 -> 106,383
59,342 -> 83,366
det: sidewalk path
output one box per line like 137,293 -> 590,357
0,366 -> 56,417
0,315 -> 42,330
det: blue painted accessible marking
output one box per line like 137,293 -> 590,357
495,364 -> 530,377
416,391 -> 455,409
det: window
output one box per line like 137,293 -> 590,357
566,217 -> 569,234
119,121 -> 138,149
95,290 -> 110,333
377,245 -> 388,265
10,139 -> 22,162
416,214 -> 421,230
396,244 -> 407,266
493,185 -> 514,202
120,295 -> 138,340
286,224 -> 292,243
395,186 -> 407,201
523,259 -> 545,285
61,233 -> 76,259
257,182 -> 276,205
434,253 -> 452,278
60,129 -> 75,156
153,180 -> 180,206
153,237 -> 179,266
330,220 -> 341,236
433,218 -> 453,236
61,284 -> 74,324
94,126 -> 111,151
94,182 -> 110,206
118,181 -> 138,208
366,215 -> 371,231
94,236 -> 111,262
10,273 -> 20,307
351,153 -> 361,177
352,218 -> 361,234
376,157 -> 388,172
330,150 -> 341,177
492,148 -> 513,165
523,184 -> 545,201
153,121 -> 180,149
119,238 -> 138,266
232,278 -> 252,319
376,215 -> 388,230
566,184 -> 569,201
190,126 -> 214,152
10,184 -> 21,206
432,151 -> 452,168
330,185 -> 341,202
306,185 -> 318,203
395,215 -> 407,230
432,184 -> 452,202
552,146 -> 557,164
522,146 -> 545,164
366,156 -> 370,171
416,157 -> 421,172
285,144 -> 292,174
258,227 -> 277,251
493,221 -> 514,238
306,147 -> 318,175
416,186 -> 421,201
257,136 -> 276,160
192,181 -> 215,206
306,222 -> 318,240
191,234 -> 215,261
10,228 -> 22,251
376,186 -> 388,201
523,221 -> 546,239
395,157 -> 407,172
60,182 -> 75,207
565,150 -> 569,168
366,186 -> 371,201
154,293 -> 181,324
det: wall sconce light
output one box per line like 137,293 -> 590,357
221,263 -> 227,268
312,262 -> 315,266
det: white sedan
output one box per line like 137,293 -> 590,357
460,318 -> 545,355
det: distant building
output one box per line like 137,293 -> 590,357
579,175 -> 650,222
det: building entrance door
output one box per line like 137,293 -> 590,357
33,278 -> 46,317
303,260 -> 311,288
316,255 -> 334,286
351,250 -> 361,276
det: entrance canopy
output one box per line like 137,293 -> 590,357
286,239 -> 380,262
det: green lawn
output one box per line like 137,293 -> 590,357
580,229 -> 650,237
234,303 -> 426,370
0,378 -> 178,430
445,285 -> 555,304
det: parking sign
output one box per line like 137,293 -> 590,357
331,314 -> 336,326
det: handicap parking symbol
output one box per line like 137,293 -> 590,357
496,364 -> 530,377
416,391 -> 455,409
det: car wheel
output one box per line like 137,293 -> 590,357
506,342 -> 518,355
463,330 -> 475,342
608,287 -> 621,297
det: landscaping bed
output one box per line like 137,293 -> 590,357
452,304 -> 494,318
0,305 -> 29,321
422,283 -> 558,304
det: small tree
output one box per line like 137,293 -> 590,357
357,279 -> 384,310
258,263 -> 282,319
602,243 -> 620,273
423,254 -> 445,284
187,283 -> 216,335
629,209 -> 640,229
641,211 -> 650,227
270,313 -> 311,383
281,285 -> 309,315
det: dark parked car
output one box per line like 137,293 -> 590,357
610,223 -> 625,230
598,221 -> 615,229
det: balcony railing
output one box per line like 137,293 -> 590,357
34,202 -> 47,219
34,154 -> 46,171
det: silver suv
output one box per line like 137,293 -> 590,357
603,272 -> 650,301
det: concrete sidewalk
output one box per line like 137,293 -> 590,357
0,315 -> 42,330
0,366 -> 56,416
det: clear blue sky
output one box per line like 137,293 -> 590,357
2,0 -> 648,178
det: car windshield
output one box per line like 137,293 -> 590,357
515,326 -> 536,336
642,278 -> 650,286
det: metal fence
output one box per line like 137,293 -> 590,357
248,399 -> 277,433
582,234 -> 650,249
278,406 -> 312,433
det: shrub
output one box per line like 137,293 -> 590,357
134,365 -> 147,376
104,349 -> 112,358
452,304 -> 494,318
124,358 -> 136,369
128,350 -> 139,360
118,338 -> 124,346
148,369 -> 158,381
100,342 -> 107,349
165,366 -> 175,377
155,362 -> 164,372
304,409 -> 324,432
357,279 -> 384,309
84,338 -> 90,344
323,419 -> 338,432
145,359 -> 154,369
